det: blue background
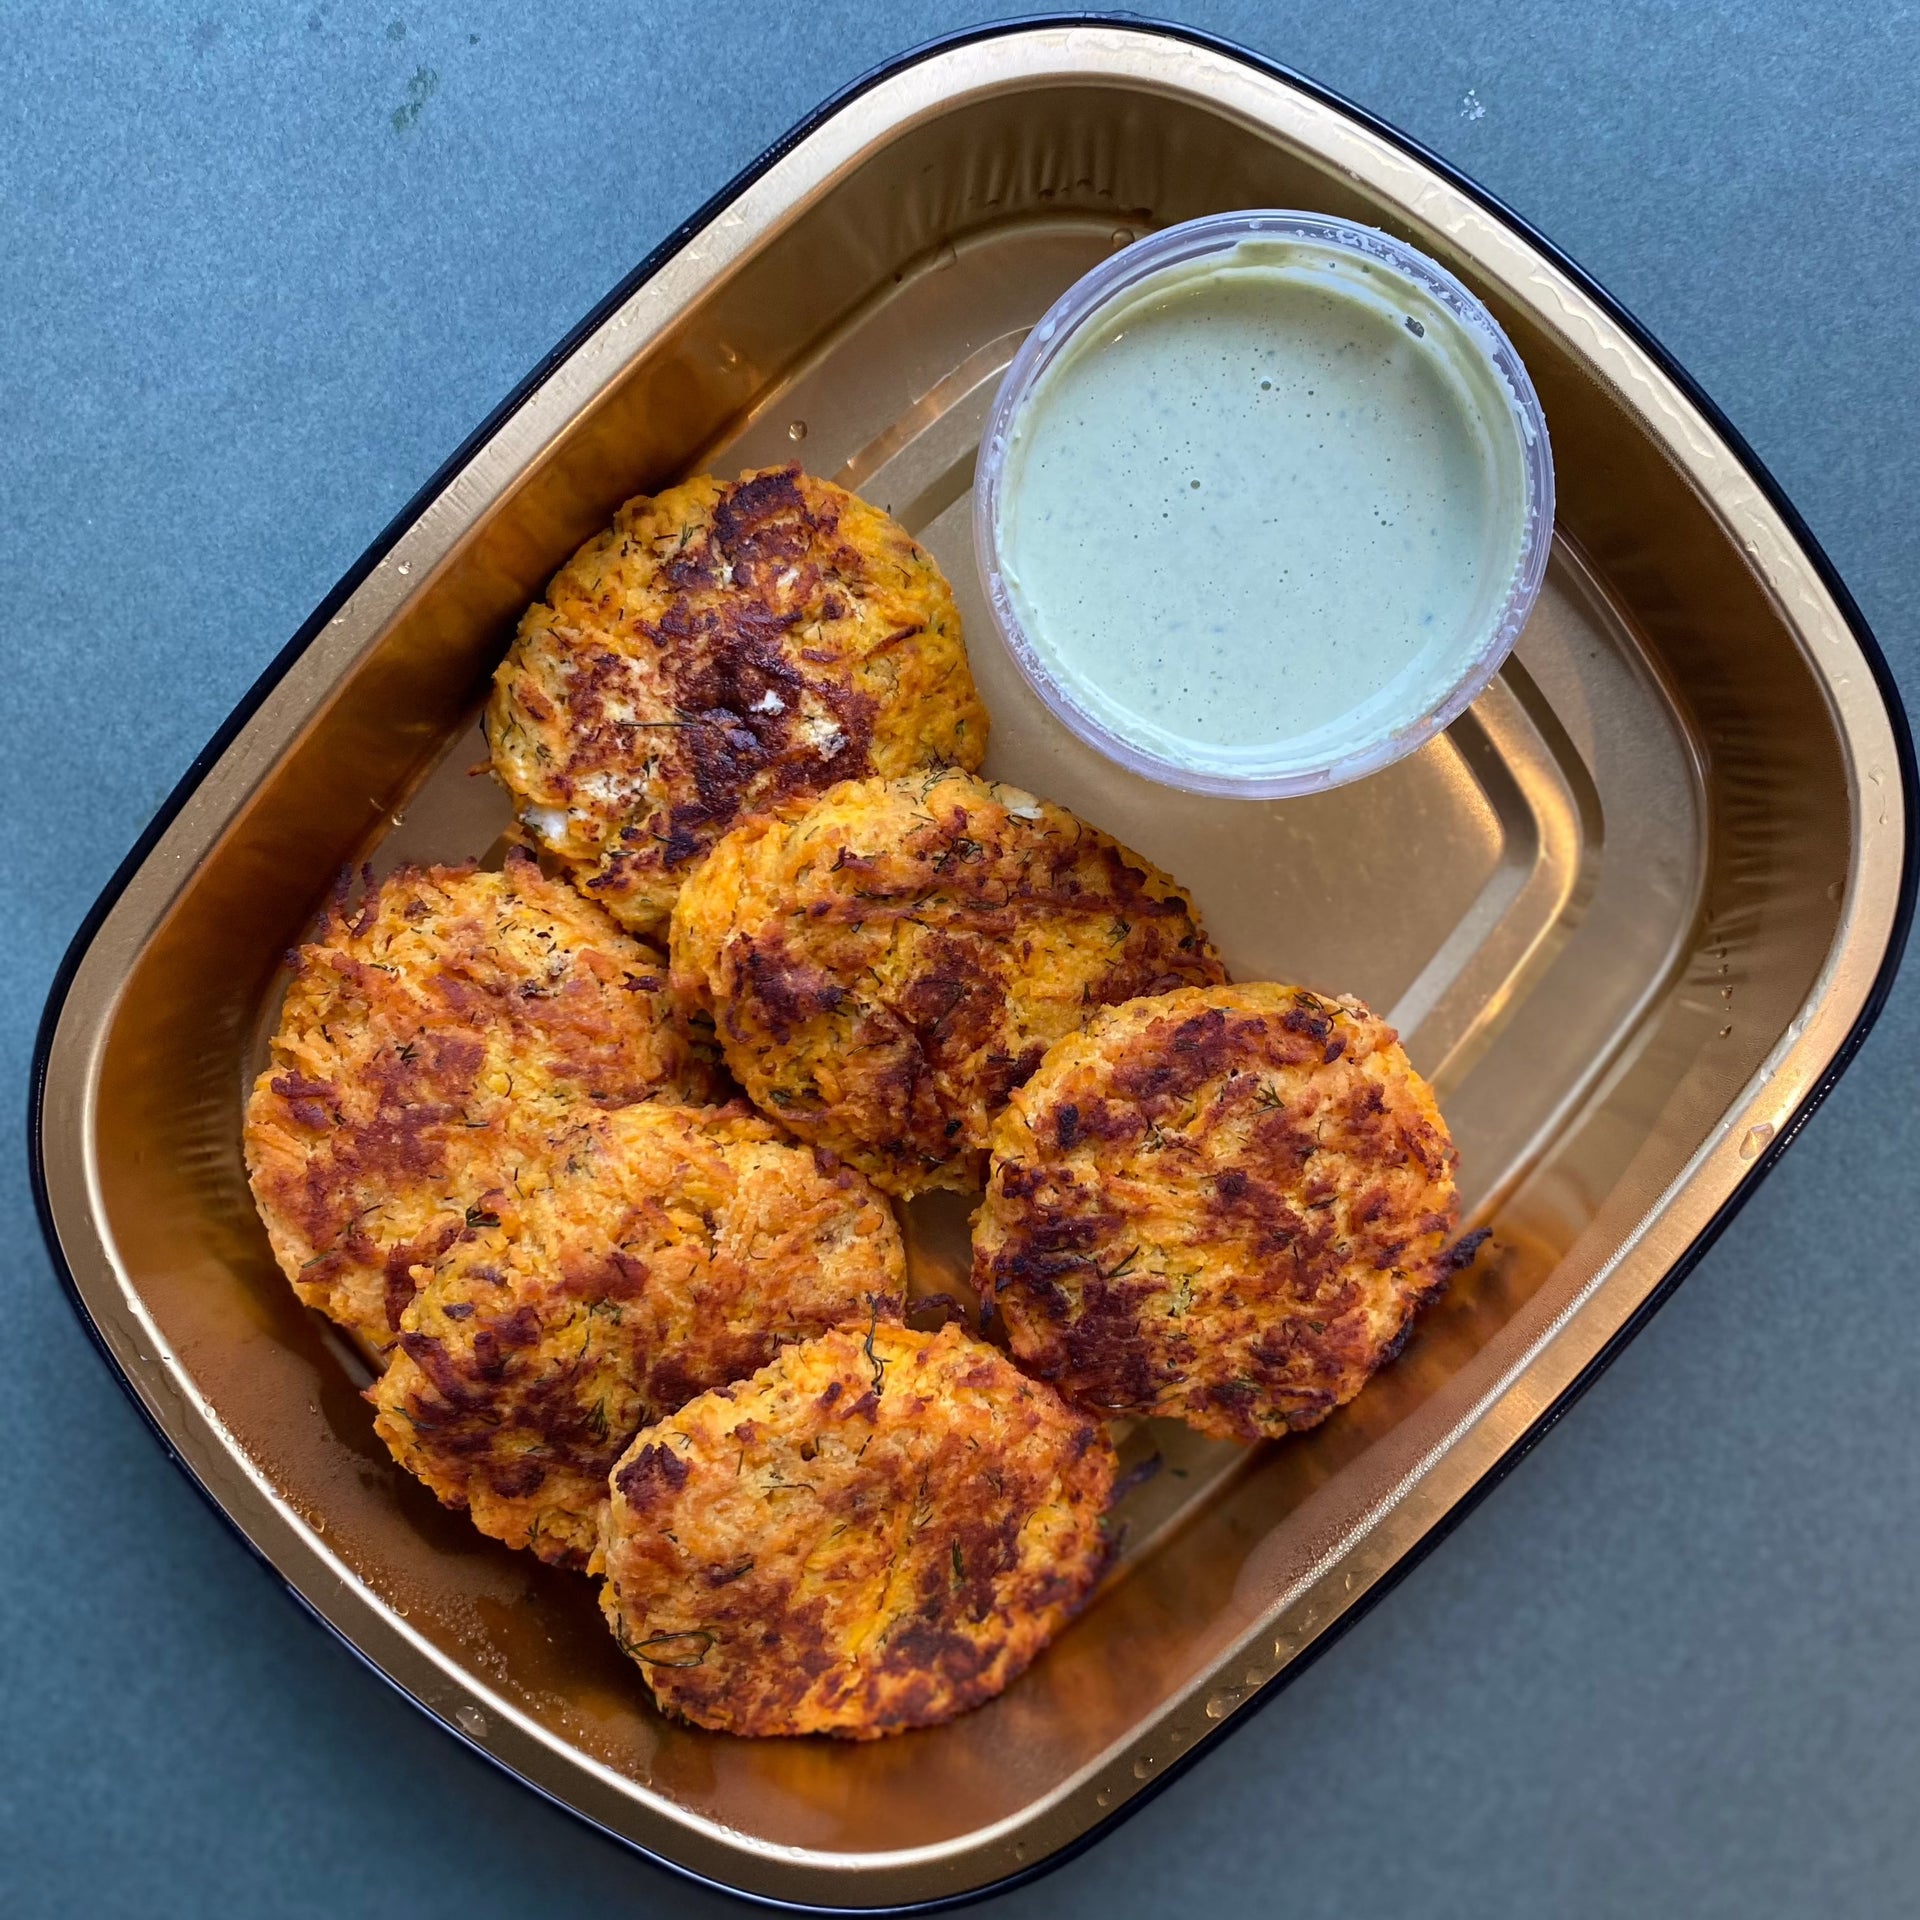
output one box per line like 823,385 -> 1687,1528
6,4 -> 1917,1914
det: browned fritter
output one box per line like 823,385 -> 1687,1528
368,1103 -> 904,1569
670,769 -> 1225,1197
598,1322 -> 1116,1738
974,984 -> 1480,1444
486,465 -> 988,937
244,853 -> 715,1355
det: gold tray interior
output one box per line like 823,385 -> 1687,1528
50,28 -> 1880,1908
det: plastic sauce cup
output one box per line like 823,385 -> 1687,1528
973,211 -> 1554,799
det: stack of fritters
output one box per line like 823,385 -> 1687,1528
671,766 -> 1225,1195
487,465 -> 988,937
245,463 -> 1479,1743
370,1102 -> 907,1568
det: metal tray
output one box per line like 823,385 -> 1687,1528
30,19 -> 1912,1912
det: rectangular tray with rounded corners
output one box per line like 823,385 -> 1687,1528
30,20 -> 1913,1913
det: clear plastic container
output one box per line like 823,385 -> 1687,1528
973,210 -> 1555,799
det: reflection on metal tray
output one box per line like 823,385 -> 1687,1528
31,20 -> 1910,1913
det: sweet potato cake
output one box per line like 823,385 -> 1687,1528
368,1102 -> 904,1569
974,983 -> 1481,1444
486,465 -> 987,938
598,1321 -> 1116,1738
671,768 -> 1225,1196
245,853 -> 712,1355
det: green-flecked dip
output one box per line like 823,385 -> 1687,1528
990,235 -> 1536,789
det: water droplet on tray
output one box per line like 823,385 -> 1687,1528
1739,1121 -> 1775,1160
1110,227 -> 1136,250
454,1704 -> 488,1739
1132,1754 -> 1157,1780
1205,1689 -> 1244,1721
786,419 -> 808,443
1095,1787 -> 1116,1808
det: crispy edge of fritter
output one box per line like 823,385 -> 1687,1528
485,465 -> 988,937
668,768 -> 1226,1197
366,1102 -> 906,1569
597,1320 -> 1117,1737
973,982 -> 1475,1443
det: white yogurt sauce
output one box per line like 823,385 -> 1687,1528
995,239 -> 1529,778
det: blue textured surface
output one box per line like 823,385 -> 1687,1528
6,5 -> 1917,1915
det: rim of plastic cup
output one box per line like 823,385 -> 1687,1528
972,210 -> 1556,800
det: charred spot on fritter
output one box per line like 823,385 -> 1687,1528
670,769 -> 1225,1196
974,983 -> 1473,1445
487,466 -> 987,936
597,1322 -> 1115,1737
615,1439 -> 692,1511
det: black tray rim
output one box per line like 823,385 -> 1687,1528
27,13 -> 1917,1915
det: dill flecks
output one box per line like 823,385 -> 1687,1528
862,1298 -> 888,1398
